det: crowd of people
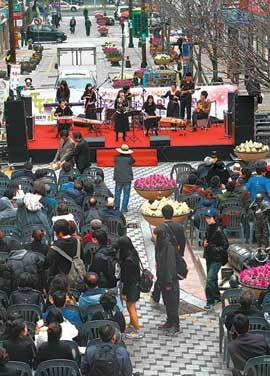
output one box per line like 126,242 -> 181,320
0,146 -> 269,374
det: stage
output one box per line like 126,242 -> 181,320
27,123 -> 234,166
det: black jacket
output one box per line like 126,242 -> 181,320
120,255 -> 141,295
34,340 -> 74,369
73,138 -> 91,173
7,249 -> 46,290
9,287 -> 43,306
207,162 -> 230,186
25,239 -> 49,256
204,223 -> 229,264
47,237 -> 79,278
4,336 -> 36,366
92,309 -> 126,333
155,221 -> 186,257
91,245 -> 118,288
0,262 -> 12,295
156,236 -> 177,287
113,155 -> 134,184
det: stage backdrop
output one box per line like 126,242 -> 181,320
22,84 -> 237,125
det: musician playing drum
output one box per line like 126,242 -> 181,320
114,90 -> 129,142
162,83 -> 180,118
54,100 -> 73,137
142,95 -> 158,136
81,83 -> 97,120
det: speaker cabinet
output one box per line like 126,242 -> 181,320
26,116 -> 34,140
150,136 -> 171,147
85,137 -> 105,147
234,95 -> 254,145
21,96 -> 32,117
5,100 -> 28,163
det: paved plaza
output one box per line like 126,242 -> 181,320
102,163 -> 232,376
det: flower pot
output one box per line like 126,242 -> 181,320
240,282 -> 266,299
142,212 -> 188,226
234,150 -> 269,162
154,57 -> 171,65
135,187 -> 175,201
108,56 -> 122,62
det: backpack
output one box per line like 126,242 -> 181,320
51,239 -> 86,289
138,258 -> 154,293
90,343 -> 120,376
92,246 -> 121,286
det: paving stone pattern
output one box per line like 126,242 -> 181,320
103,163 -> 232,376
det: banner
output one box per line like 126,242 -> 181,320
22,84 -> 237,124
10,64 -> 21,91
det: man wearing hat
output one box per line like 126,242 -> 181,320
113,144 -> 135,213
203,208 -> 229,310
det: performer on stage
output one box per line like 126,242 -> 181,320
180,72 -> 195,122
81,83 -> 97,120
192,90 -> 211,131
56,80 -> 70,103
54,100 -> 73,137
114,90 -> 129,142
142,95 -> 158,136
162,83 -> 180,118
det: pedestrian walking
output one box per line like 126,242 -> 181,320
153,204 -> 186,336
69,16 -> 76,34
85,17 -> 91,36
20,25 -> 27,48
113,144 -> 134,213
83,7 -> 88,19
203,208 -> 229,310
4,50 -> 11,78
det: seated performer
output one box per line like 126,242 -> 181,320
54,100 -> 73,137
81,83 -> 97,120
192,90 -> 211,131
142,95 -> 158,136
162,83 -> 180,118
114,90 -> 129,142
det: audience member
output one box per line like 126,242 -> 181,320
217,181 -> 239,203
34,322 -> 74,368
0,347 -> 17,376
58,161 -> 73,182
52,129 -> 75,167
92,291 -> 126,333
9,272 -> 43,306
209,175 -> 223,196
0,197 -> 16,222
197,156 -> 214,181
3,183 -> 24,208
52,203 -> 75,225
4,318 -> 36,366
83,197 -> 101,223
197,189 -> 217,210
33,181 -> 57,214
81,324 -> 133,376
181,173 -> 203,195
25,229 -> 49,256
207,161 -> 230,186
91,230 -> 119,288
229,163 -> 241,181
93,175 -> 113,198
236,167 -> 252,187
117,236 -> 142,338
35,307 -> 78,349
229,314 -> 270,371
99,197 -> 126,227
11,161 -> 34,181
246,165 -> 270,201
0,231 -> 20,253
82,219 -> 106,244
73,131 -> 91,174
61,179 -> 85,206
83,181 -> 95,198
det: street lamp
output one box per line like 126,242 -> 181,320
121,22 -> 125,81
141,0 -> 147,68
128,0 -> 134,48
8,0 -> 16,63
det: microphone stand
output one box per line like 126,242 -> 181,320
95,75 -> 113,107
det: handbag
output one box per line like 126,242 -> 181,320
138,258 -> 154,293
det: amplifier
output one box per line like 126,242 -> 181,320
228,244 -> 253,271
150,136 -> 171,147
85,137 -> 105,148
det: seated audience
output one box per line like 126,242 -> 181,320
82,219 -> 105,244
197,189 -> 217,210
35,307 -> 78,349
245,165 -> 270,201
34,322 -> 74,368
58,161 -> 75,183
81,324 -> 133,376
91,230 -> 119,288
181,173 -> 203,195
197,156 -> 214,181
25,229 -> 49,256
229,163 -> 241,181
100,197 -> 126,224
0,231 -> 21,253
236,167 -> 252,188
11,161 -> 35,181
83,197 -> 101,223
0,197 -> 17,223
7,243 -> 46,291
33,181 -> 57,215
61,179 -> 85,206
93,175 -> 113,198
0,347 -> 17,376
92,291 -> 126,333
209,175 -> 223,197
225,289 -> 263,330
83,181 -> 95,198
9,272 -> 43,306
229,314 -> 270,371
217,181 -> 239,204
34,169 -> 53,186
4,318 -> 36,366
3,183 -> 24,208
207,161 -> 230,186
46,274 -> 76,309
52,203 -> 75,225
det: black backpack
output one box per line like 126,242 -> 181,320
90,343 -> 120,376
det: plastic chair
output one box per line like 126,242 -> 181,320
262,303 -> 270,315
221,288 -> 243,309
7,304 -> 41,324
248,317 -> 269,331
180,193 -> 201,211
191,211 -> 208,246
221,207 -> 245,242
0,177 -> 9,197
65,202 -> 83,224
12,177 -> 34,194
41,168 -> 58,185
81,319 -> 120,345
7,361 -> 32,376
0,251 -> 9,263
80,303 -> 104,321
218,198 -> 242,213
243,355 -> 270,376
35,359 -> 80,376
0,289 -> 9,307
82,167 -> 104,180
103,216 -> 126,241
170,163 -> 194,199
61,340 -> 81,365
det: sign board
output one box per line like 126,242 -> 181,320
13,3 -> 22,12
10,64 -> 21,90
13,12 -> 23,20
16,19 -> 22,26
34,17 -> 42,25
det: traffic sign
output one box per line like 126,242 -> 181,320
34,17 -> 42,25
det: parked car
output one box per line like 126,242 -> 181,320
26,25 -> 67,43
55,1 -> 80,11
116,5 -> 129,19
66,0 -> 84,5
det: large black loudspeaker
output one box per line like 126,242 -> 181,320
85,137 -> 105,147
150,136 -> 171,146
21,96 -> 32,117
234,95 -> 254,145
5,100 -> 28,163
21,97 -> 34,140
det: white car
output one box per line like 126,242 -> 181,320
60,1 -> 80,12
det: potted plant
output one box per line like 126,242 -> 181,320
240,263 -> 270,298
98,26 -> 108,37
134,174 -> 176,201
106,50 -> 122,62
154,53 -> 171,65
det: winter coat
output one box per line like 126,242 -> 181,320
0,197 -> 17,222
16,194 -> 51,237
156,237 -> 177,287
73,138 -> 91,173
113,155 -> 134,184
53,137 -> 75,163
204,223 -> 229,265
7,249 -> 46,290
91,244 -> 118,288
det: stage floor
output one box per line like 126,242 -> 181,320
28,123 -> 233,150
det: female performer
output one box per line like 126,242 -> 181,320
114,90 -> 129,142
142,95 -> 158,136
81,83 -> 97,120
56,80 -> 70,103
162,83 -> 180,118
